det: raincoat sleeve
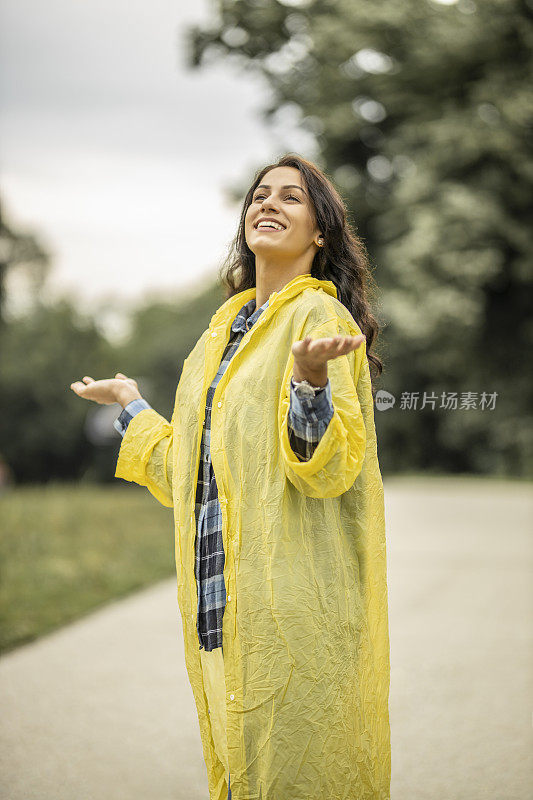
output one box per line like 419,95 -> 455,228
114,407 -> 174,508
278,314 -> 367,499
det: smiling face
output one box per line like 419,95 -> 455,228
244,166 -> 322,261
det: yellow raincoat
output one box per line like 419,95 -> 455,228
115,273 -> 391,800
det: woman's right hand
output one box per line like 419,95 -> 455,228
69,372 -> 143,408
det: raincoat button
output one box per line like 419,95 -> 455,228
229,693 -> 235,701
227,595 -> 231,602
211,331 -> 217,338
217,401 -> 222,408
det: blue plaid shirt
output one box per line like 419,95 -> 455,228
114,297 -> 334,652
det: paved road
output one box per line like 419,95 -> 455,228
1,477 -> 532,799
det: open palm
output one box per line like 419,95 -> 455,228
69,372 -> 141,406
292,334 -> 365,374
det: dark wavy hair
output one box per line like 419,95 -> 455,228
219,153 -> 383,392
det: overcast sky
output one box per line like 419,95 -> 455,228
0,0 -> 317,330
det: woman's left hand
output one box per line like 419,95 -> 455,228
291,334 -> 365,385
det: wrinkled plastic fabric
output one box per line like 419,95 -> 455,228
115,274 -> 391,800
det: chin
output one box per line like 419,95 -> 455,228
251,236 -> 289,249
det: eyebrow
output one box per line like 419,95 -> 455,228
254,184 -> 307,196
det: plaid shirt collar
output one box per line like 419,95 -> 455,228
231,297 -> 270,336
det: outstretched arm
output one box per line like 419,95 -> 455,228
113,398 -> 174,508
278,321 -> 367,498
114,405 -> 174,508
69,372 -> 174,508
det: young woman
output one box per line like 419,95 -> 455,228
70,154 -> 391,800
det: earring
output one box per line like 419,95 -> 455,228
317,236 -> 324,247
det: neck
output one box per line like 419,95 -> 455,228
254,256 -> 313,308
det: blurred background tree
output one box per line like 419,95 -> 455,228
0,201 -> 224,485
185,0 -> 533,476
0,199 -> 51,328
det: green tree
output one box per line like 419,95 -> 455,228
0,275 -> 224,484
186,0 -> 533,476
0,198 -> 50,328
0,300 -> 116,483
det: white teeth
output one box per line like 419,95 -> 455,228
257,221 -> 285,230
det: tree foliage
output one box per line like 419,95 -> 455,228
0,248 -> 223,484
186,0 -> 533,475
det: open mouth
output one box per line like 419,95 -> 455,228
254,220 -> 286,232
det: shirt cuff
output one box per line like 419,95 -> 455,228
289,377 -> 334,422
113,397 -> 152,437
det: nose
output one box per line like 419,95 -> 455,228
260,193 -> 280,214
